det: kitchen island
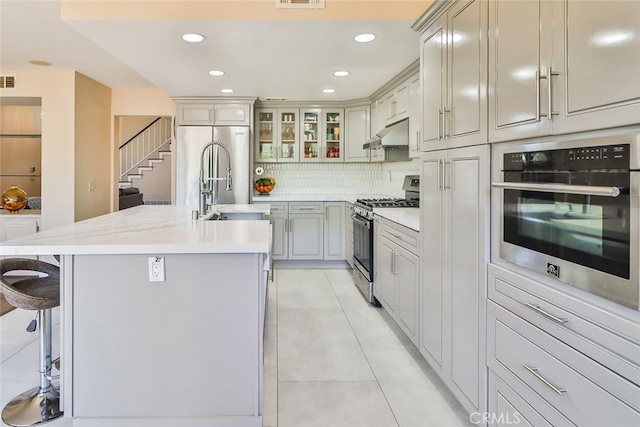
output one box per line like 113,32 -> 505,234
0,205 -> 271,427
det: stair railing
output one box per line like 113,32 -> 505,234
119,117 -> 172,182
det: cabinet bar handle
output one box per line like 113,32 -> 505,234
437,159 -> 444,191
296,207 -> 317,210
523,365 -> 567,395
390,251 -> 395,273
536,70 -> 542,121
547,67 -> 559,120
443,161 -> 450,190
491,181 -> 620,198
437,108 -> 443,140
443,108 -> 450,138
389,232 -> 403,240
524,303 -> 568,324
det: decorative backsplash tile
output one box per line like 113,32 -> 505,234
254,159 -> 420,196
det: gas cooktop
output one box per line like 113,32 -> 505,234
355,198 -> 420,209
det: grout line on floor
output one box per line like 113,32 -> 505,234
323,269 -> 401,427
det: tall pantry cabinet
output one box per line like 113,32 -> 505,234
414,0 -> 490,417
420,145 -> 490,416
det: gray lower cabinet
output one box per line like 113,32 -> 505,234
263,202 -> 288,260
323,202 -> 345,261
374,216 -> 419,346
256,201 -> 346,261
488,264 -> 640,426
345,202 -> 354,267
419,144 -> 490,416
289,213 -> 323,260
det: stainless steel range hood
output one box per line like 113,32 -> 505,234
364,119 -> 410,162
363,118 -> 409,149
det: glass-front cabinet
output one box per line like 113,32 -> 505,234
323,109 -> 343,162
256,109 -> 299,162
301,109 -> 321,161
257,110 -> 275,162
256,107 -> 344,163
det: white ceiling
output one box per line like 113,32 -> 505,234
0,0 -> 422,102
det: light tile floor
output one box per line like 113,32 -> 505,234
0,268 -> 471,427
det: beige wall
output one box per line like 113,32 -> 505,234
0,69 -> 76,230
74,72 -> 112,222
0,73 -> 174,228
133,157 -> 171,201
118,116 -> 156,147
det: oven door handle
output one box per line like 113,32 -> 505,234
351,214 -> 371,229
491,182 -> 621,198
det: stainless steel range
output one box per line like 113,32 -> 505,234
351,175 -> 419,304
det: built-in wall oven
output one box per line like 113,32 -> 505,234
492,132 -> 640,310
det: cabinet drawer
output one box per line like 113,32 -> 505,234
488,370 -> 561,427
288,201 -> 323,214
380,218 -> 418,253
488,264 -> 640,386
488,301 -> 640,427
264,202 -> 288,213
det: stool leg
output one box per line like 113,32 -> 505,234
1,309 -> 63,426
39,308 -> 53,392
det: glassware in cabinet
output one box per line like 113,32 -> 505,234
324,109 -> 343,162
301,109 -> 321,161
279,110 -> 299,161
257,110 -> 275,161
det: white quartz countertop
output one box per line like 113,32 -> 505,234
0,209 -> 41,217
252,194 -> 363,203
0,205 -> 271,256
374,208 -> 420,232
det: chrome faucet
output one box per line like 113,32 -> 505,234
199,141 -> 232,215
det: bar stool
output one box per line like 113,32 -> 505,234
0,258 -> 63,426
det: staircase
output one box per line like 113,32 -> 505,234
119,117 -> 172,188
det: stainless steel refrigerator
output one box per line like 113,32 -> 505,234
175,126 -> 251,208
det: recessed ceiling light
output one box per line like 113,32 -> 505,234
354,33 -> 376,43
182,33 -> 205,43
333,71 -> 350,77
323,88 -> 336,94
208,70 -> 225,77
221,89 -> 234,94
29,60 -> 52,66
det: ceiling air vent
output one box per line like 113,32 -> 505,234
276,0 -> 325,9
0,75 -> 16,90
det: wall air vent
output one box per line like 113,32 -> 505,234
0,75 -> 16,90
263,97 -> 289,101
276,0 -> 325,9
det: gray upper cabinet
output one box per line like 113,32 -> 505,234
408,74 -> 421,158
344,105 -> 371,162
551,0 -> 640,135
383,80 -> 410,127
488,0 -> 640,142
176,101 -> 252,126
487,0 -> 553,141
418,0 -> 488,152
